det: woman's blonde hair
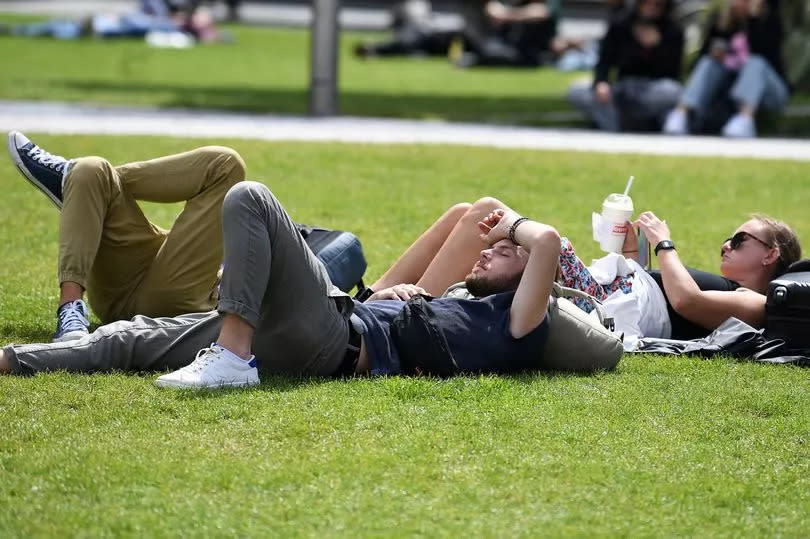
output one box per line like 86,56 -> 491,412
751,214 -> 802,277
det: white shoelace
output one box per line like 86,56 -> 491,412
187,347 -> 221,373
27,145 -> 67,171
58,302 -> 89,332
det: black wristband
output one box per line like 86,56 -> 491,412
508,217 -> 530,245
353,286 -> 375,302
654,240 -> 676,256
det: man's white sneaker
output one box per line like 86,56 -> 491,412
53,299 -> 90,343
722,114 -> 756,138
155,344 -> 259,389
662,108 -> 688,135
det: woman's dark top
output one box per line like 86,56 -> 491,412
594,10 -> 684,85
647,268 -> 740,340
698,0 -> 785,82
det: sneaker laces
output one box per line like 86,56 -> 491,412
187,346 -> 222,373
58,301 -> 89,332
27,144 -> 67,172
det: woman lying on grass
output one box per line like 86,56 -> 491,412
368,197 -> 801,342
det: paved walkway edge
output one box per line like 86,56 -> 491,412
1,100 -> 809,161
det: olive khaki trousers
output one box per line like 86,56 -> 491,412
60,146 -> 245,323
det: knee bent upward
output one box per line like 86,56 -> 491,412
66,156 -> 116,193
222,181 -> 272,219
199,146 -> 247,184
464,197 -> 508,223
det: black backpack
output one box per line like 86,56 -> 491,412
297,224 -> 367,293
764,259 -> 810,350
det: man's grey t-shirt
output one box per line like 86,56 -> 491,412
352,292 -> 550,375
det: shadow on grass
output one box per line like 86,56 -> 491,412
0,322 -> 51,345
167,375 -> 329,400
60,79 -> 576,125
163,369 -> 616,401
57,79 -> 810,136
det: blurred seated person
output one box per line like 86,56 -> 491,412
662,0 -> 787,138
355,0 -> 577,68
354,1 -> 455,58
567,0 -> 685,132
457,0 -> 568,68
5,0 -> 223,43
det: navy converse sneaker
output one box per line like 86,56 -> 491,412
7,131 -> 72,209
53,300 -> 90,343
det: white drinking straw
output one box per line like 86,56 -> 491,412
623,176 -> 634,197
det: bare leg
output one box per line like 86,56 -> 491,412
59,281 -> 84,307
0,349 -> 8,373
371,203 -> 472,293
372,197 -> 511,297
216,314 -> 254,360
416,197 -> 509,295
739,104 -> 756,117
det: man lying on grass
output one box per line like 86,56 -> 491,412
7,131 -> 245,343
0,181 -> 561,386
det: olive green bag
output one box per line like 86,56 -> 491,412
443,282 -> 623,373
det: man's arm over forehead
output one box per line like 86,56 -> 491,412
508,221 -> 561,339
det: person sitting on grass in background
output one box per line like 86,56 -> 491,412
2,0 -> 226,43
354,0 -> 456,58
568,0 -> 685,132
6,132 -> 245,342
457,0 -> 574,68
0,183 -> 561,388
662,0 -> 787,138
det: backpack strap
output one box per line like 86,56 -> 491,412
551,282 -> 615,331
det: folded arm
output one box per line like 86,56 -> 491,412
478,210 -> 561,339
656,250 -> 767,328
485,1 -> 551,24
637,211 -> 767,330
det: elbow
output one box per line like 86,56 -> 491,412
527,225 -> 561,252
668,293 -> 698,318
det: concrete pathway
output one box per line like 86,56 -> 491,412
2,100 -> 809,161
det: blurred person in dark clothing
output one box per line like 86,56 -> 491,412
354,1 -> 455,58
5,0 -> 224,43
355,0 -> 574,68
457,0 -> 565,67
662,0 -> 787,138
568,0 -> 684,132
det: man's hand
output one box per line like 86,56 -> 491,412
485,1 -> 510,26
477,208 -> 522,245
485,1 -> 549,25
634,23 -> 661,48
367,284 -> 429,301
633,211 -> 671,247
594,82 -> 612,104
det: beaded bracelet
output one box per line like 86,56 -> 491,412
507,217 -> 530,245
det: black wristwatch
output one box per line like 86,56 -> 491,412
654,240 -> 676,256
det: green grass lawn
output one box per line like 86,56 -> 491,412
2,14 -> 810,134
0,17 -> 580,125
1,135 -> 809,536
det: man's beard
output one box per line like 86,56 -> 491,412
465,272 -> 522,298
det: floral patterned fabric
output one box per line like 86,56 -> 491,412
557,237 -> 634,312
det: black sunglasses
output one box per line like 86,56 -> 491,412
721,231 -> 772,257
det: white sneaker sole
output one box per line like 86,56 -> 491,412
6,131 -> 63,210
154,376 -> 260,389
